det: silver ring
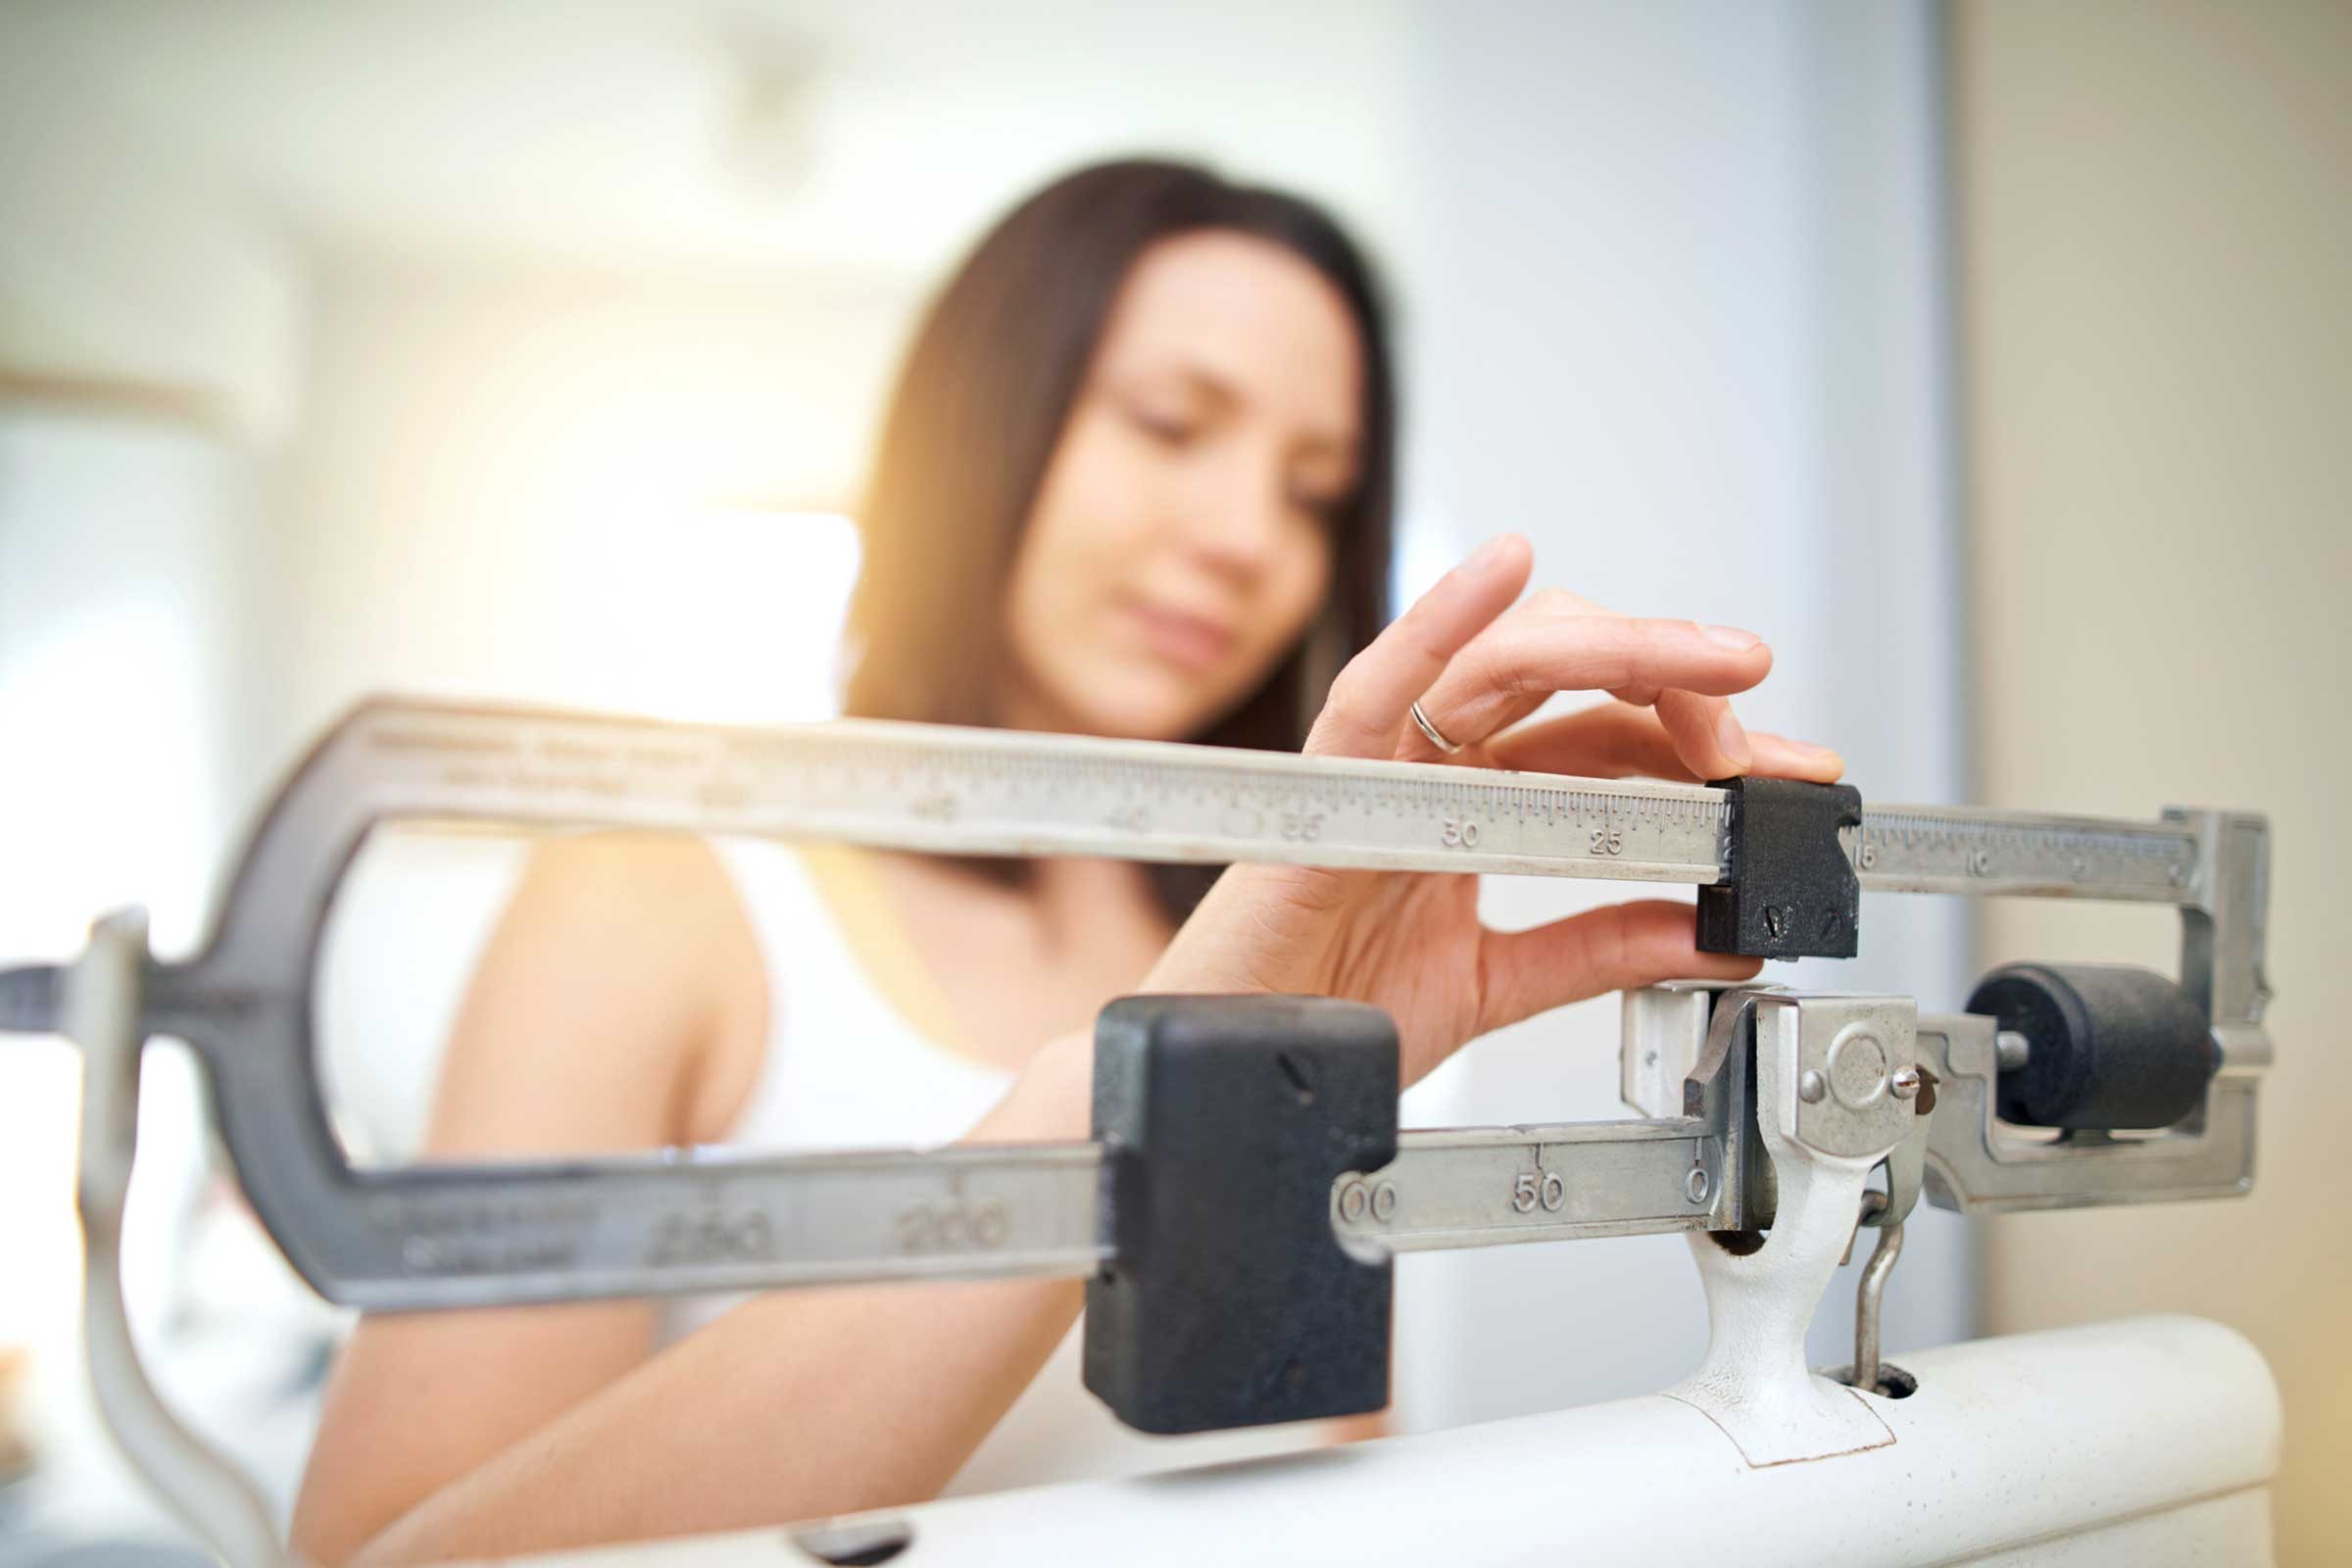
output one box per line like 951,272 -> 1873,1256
1409,699 -> 1465,756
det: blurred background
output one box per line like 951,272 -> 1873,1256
0,0 -> 2344,1561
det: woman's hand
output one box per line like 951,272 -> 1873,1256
1143,534 -> 1845,1088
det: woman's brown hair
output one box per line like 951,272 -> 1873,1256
842,158 -> 1397,921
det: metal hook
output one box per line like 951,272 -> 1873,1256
1849,1190 -> 1906,1396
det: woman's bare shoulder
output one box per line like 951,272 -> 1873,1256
428,831 -> 771,1152
511,830 -> 742,916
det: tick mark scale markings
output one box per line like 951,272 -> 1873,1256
337,704 -> 2203,904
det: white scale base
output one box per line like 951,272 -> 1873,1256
503,1314 -> 2278,1568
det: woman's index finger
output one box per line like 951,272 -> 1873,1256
1304,533 -> 1533,760
1472,614 -> 1774,700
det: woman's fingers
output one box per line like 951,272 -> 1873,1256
1517,611 -> 1771,698
1478,703 -> 1693,778
1400,602 -> 1773,763
1392,587 -> 1601,761
1653,689 -> 1751,778
1305,533 -> 1532,760
1478,703 -> 1846,785
1744,731 -> 1844,783
1473,900 -> 1762,1038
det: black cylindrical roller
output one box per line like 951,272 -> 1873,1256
1967,962 -> 2215,1130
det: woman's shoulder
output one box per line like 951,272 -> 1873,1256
504,832 -> 760,987
504,831 -> 773,1138
516,828 -> 739,906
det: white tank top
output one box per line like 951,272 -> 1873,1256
659,836 -> 1352,1494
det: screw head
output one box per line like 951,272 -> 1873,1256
1890,1066 -> 1923,1101
1798,1069 -> 1828,1103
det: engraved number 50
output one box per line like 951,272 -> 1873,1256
1512,1170 -> 1567,1214
1442,816 -> 1480,849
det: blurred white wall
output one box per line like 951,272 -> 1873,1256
260,262 -> 881,732
1391,0 -> 1970,1429
1950,2 -> 2352,1557
0,0 -> 1972,1550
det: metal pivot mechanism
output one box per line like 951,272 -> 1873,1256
0,698 -> 2273,1567
1665,990 -> 1921,1466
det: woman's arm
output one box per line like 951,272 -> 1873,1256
294,834 -> 1109,1567
291,831 -> 773,1565
338,1036 -> 1097,1566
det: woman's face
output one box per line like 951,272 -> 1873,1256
999,230 -> 1363,741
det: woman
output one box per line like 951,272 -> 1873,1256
292,159 -> 1842,1565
